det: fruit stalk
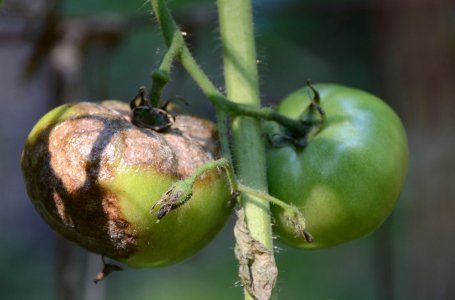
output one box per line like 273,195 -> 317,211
149,33 -> 182,107
150,0 -> 308,136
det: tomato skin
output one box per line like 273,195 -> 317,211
21,101 -> 232,267
266,84 -> 408,249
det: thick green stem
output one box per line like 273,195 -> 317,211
215,110 -> 234,166
217,0 -> 271,242
217,0 -> 275,298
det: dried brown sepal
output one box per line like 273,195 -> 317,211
300,81 -> 325,136
234,208 -> 278,300
283,208 -> 313,243
93,257 -> 123,284
151,182 -> 192,220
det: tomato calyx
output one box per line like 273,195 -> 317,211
266,132 -> 307,148
130,86 -> 190,132
265,81 -> 326,149
299,81 -> 325,134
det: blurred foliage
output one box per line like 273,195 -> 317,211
60,0 -> 212,15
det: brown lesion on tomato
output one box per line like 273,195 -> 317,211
21,104 -> 138,259
172,115 -> 219,157
102,100 -> 221,179
21,100 -> 222,259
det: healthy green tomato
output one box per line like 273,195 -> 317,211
266,84 -> 408,249
21,101 -> 232,267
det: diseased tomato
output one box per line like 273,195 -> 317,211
21,101 -> 232,267
266,84 -> 408,249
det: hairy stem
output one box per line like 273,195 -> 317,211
150,1 -> 278,297
217,0 -> 271,241
217,0 -> 275,299
215,110 -> 234,166
237,184 -> 290,212
150,0 -> 308,136
149,32 -> 182,107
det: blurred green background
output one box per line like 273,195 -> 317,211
0,0 -> 454,299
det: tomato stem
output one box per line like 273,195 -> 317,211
151,157 -> 312,243
237,184 -> 313,243
217,0 -> 277,298
150,0 -> 278,297
149,0 -> 308,137
215,110 -> 235,166
149,33 -> 182,107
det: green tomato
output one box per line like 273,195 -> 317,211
266,84 -> 408,249
21,101 -> 232,267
